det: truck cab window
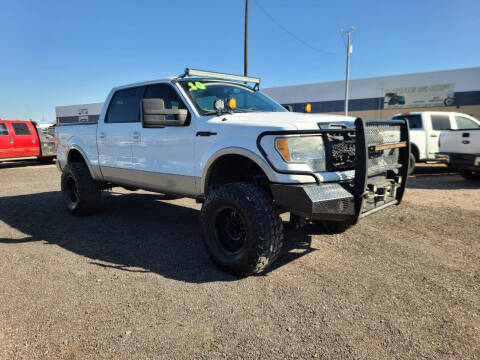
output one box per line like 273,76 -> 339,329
0,124 -> 8,136
393,115 -> 422,129
455,116 -> 480,129
11,123 -> 31,135
143,84 -> 186,120
431,115 -> 451,130
106,87 -> 141,123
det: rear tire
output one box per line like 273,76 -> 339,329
61,163 -> 101,216
459,170 -> 480,180
200,182 -> 283,276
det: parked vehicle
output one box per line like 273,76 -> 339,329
0,120 -> 56,162
385,92 -> 406,105
436,127 -> 480,180
391,111 -> 480,174
56,68 -> 410,276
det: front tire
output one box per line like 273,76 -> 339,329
408,153 -> 416,175
61,162 -> 101,216
200,182 -> 283,276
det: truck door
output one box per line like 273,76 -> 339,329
0,122 -> 13,159
10,122 -> 40,157
427,114 -> 452,159
97,87 -> 143,182
130,83 -> 196,195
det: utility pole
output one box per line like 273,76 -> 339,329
244,0 -> 249,77
342,27 -> 354,116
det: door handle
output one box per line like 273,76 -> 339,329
430,134 -> 438,137
132,132 -> 141,140
98,132 -> 106,140
196,131 -> 217,137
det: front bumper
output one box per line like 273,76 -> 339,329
266,118 -> 410,224
271,178 -> 402,223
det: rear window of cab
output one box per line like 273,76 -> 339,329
392,115 -> 423,129
11,122 -> 31,135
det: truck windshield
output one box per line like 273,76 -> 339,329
179,80 -> 286,115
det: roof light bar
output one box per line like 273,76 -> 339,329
184,68 -> 260,85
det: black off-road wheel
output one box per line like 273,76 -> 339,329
459,170 -> 480,180
61,163 -> 101,216
200,182 -> 283,276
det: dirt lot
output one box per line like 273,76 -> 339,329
0,161 -> 479,359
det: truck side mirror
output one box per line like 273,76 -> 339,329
141,98 -> 189,128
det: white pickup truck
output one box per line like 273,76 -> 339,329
437,128 -> 480,180
56,69 -> 410,276
391,111 -> 480,173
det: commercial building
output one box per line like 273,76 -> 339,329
55,102 -> 103,124
263,67 -> 480,120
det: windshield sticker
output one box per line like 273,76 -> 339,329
187,81 -> 207,91
195,81 -> 206,90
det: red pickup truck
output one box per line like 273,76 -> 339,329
0,120 -> 56,162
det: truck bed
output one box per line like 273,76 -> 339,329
55,123 -> 99,171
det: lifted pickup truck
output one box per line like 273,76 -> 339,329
56,69 -> 410,276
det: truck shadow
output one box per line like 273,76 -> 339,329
0,159 -> 54,169
408,165 -> 480,190
0,191 -> 316,283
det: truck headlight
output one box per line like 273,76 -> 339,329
275,136 -> 326,172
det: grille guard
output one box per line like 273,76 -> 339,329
256,118 -> 410,223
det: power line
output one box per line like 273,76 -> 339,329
253,0 -> 342,55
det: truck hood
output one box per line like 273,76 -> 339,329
214,111 -> 356,130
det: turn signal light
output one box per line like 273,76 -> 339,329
275,138 -> 290,162
227,98 -> 237,109
304,103 -> 311,113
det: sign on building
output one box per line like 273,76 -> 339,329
383,83 -> 455,109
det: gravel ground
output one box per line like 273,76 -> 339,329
0,160 -> 479,359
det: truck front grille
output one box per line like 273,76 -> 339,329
325,123 -> 405,176
325,131 -> 356,171
365,124 -> 403,175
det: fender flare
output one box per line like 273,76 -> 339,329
201,147 -> 276,194
65,145 -> 101,180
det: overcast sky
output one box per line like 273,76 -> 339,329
1,0 -> 479,122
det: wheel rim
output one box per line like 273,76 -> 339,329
66,176 -> 79,206
214,207 -> 247,254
